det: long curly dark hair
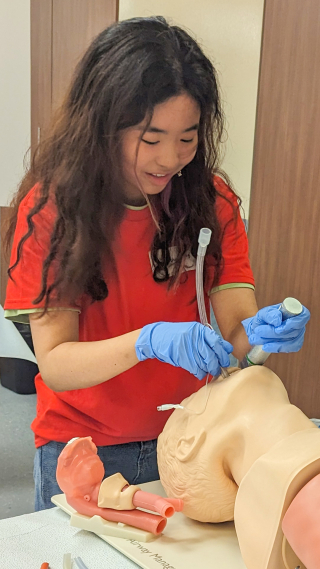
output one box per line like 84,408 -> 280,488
5,16 -> 239,310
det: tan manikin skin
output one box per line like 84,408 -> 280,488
157,366 -> 320,569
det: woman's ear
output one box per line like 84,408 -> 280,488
176,429 -> 206,462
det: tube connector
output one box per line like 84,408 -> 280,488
198,227 -> 212,247
157,404 -> 184,412
197,228 -> 212,257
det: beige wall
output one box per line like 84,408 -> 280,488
0,0 -> 31,206
119,0 -> 264,216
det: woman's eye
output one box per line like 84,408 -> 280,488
141,139 -> 159,145
141,138 -> 195,145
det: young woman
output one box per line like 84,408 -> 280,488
4,16 -> 309,510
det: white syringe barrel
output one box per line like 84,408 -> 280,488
241,298 -> 303,367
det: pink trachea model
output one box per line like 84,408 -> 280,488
56,436 -> 183,535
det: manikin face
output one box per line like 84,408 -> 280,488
121,93 -> 200,205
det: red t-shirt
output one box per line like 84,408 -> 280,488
5,178 -> 254,447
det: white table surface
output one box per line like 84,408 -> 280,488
0,481 -> 247,569
0,506 -> 138,569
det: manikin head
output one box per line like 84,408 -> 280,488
157,365 -> 315,523
157,384 -> 238,523
56,437 -> 104,502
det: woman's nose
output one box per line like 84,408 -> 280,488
155,146 -> 181,172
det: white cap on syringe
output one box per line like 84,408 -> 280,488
281,298 -> 303,319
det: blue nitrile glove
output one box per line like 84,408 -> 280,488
242,304 -> 310,353
135,321 -> 233,380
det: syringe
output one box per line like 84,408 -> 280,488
240,297 -> 303,368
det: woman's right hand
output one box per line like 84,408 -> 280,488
135,321 -> 233,380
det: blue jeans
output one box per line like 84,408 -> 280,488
34,439 -> 159,511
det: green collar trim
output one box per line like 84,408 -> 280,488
124,203 -> 149,211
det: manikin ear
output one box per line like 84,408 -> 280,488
176,429 -> 206,462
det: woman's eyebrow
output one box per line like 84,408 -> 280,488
141,123 -> 199,134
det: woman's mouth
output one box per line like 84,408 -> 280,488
146,172 -> 172,186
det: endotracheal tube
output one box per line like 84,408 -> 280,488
158,228 -> 229,415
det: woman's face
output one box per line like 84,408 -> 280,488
121,93 -> 200,205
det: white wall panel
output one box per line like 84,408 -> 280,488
0,0 -> 31,206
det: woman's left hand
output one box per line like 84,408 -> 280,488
241,303 -> 310,353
